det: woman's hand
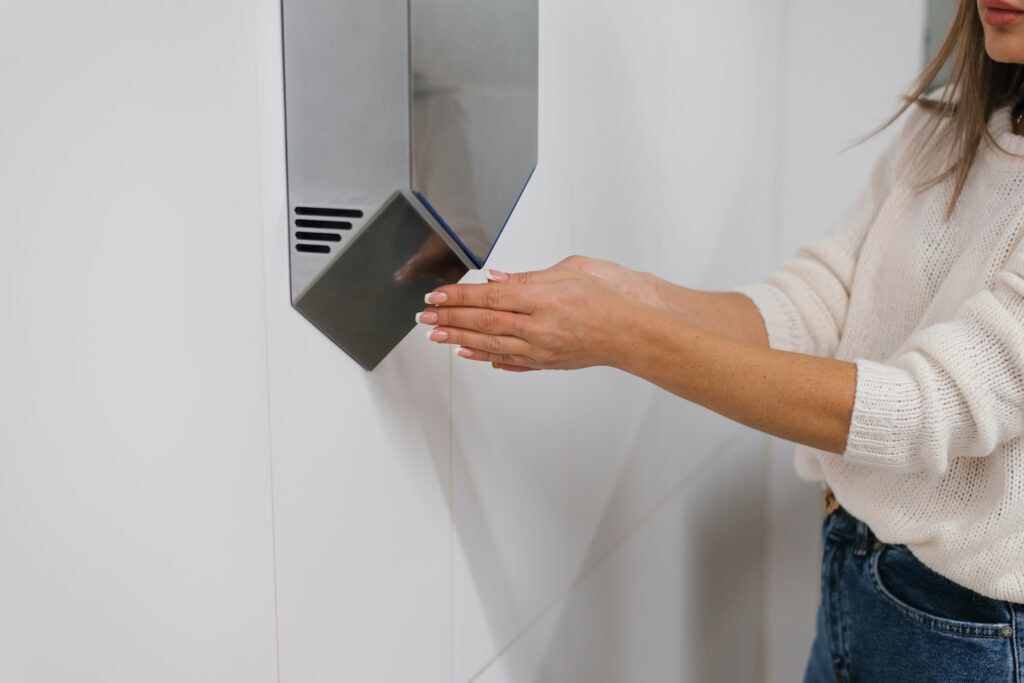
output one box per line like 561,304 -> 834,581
550,257 -> 768,347
551,255 -> 667,311
417,260 -> 856,453
417,263 -> 642,370
416,259 -> 855,454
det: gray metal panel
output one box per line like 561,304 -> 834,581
282,0 -> 412,296
410,0 -> 538,264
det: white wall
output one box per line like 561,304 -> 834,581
0,2 -> 278,681
763,4 -> 925,681
0,1 -> 924,681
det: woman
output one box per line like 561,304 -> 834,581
418,1 -> 1024,680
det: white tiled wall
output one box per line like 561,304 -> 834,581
0,2 -> 278,681
0,1 -> 926,681
566,430 -> 767,683
778,0 -> 927,260
564,0 -> 781,587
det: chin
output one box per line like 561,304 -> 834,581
984,33 -> 1024,63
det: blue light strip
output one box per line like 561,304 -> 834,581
415,165 -> 537,270
415,192 -> 483,268
481,166 -> 536,266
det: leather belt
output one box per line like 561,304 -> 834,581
824,486 -> 840,515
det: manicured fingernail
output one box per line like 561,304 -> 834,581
428,329 -> 448,342
425,292 -> 448,304
415,311 -> 438,324
457,347 -> 474,358
485,269 -> 508,282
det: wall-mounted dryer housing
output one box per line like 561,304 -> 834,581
281,0 -> 539,370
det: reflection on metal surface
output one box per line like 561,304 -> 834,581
294,193 -> 468,370
411,0 -> 538,264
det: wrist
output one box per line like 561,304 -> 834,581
604,297 -> 664,374
636,271 -> 671,312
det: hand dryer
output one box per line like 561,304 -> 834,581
281,0 -> 538,369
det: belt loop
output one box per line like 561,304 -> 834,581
854,520 -> 871,556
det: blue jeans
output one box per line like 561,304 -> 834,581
804,507 -> 1024,682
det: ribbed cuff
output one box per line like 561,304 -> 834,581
843,359 -> 923,469
730,282 -> 809,354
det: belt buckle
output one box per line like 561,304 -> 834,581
823,487 -> 840,515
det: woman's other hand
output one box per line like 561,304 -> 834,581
417,263 -> 642,370
550,256 -> 767,348
470,255 -> 663,372
417,260 -> 854,453
550,255 -> 666,310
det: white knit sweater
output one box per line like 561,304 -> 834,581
735,96 -> 1024,602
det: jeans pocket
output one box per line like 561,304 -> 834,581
868,545 -> 1012,639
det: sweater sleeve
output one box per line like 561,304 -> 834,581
844,244 -> 1024,475
732,127 -> 910,358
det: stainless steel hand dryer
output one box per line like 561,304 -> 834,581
281,0 -> 539,369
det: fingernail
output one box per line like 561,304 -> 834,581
425,292 -> 448,304
415,311 -> 438,324
485,269 -> 508,282
492,362 -> 500,369
428,329 -> 448,342
457,347 -> 474,358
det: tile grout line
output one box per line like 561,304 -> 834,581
465,592 -> 568,683
566,429 -> 748,594
759,435 -> 774,683
762,3 -> 790,680
250,1 -> 282,680
771,0 -> 791,267
565,375 -> 574,678
466,429 -> 749,683
449,351 -> 456,683
565,0 -> 578,677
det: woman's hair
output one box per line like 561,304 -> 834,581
874,0 -> 1024,218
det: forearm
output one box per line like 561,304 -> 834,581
643,274 -> 769,347
424,268 -> 851,452
616,301 -> 856,453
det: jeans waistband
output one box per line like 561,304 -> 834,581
825,505 -> 881,556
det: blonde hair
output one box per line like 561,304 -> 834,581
871,0 -> 1024,218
